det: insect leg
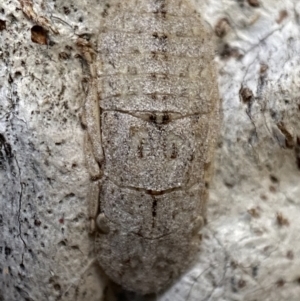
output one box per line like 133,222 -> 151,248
78,39 -> 108,234
87,180 -> 109,234
87,181 -> 100,233
77,38 -> 104,164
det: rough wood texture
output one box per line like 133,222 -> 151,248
1,0 -> 300,300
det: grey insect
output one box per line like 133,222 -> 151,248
78,0 -> 220,294
18,0 -> 219,295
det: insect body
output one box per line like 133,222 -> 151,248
82,0 -> 220,295
18,0 -> 219,295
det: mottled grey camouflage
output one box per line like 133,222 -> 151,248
84,0 -> 220,294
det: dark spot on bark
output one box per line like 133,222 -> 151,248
58,240 -> 67,247
220,43 -> 242,60
149,114 -> 157,123
252,266 -> 258,277
276,279 -> 285,287
161,34 -> 168,40
154,0 -> 167,16
238,279 -> 246,288
170,143 -> 177,159
5,246 -> 11,256
286,250 -> 294,260
276,212 -> 289,226
260,63 -> 268,74
31,25 -> 48,45
106,58 -> 115,68
277,10 -> 288,24
277,122 -> 294,148
151,93 -> 157,100
14,71 -> 22,78
63,6 -> 71,15
230,260 -> 238,269
0,133 -> 12,158
247,207 -> 260,218
188,153 -> 194,162
239,87 -> 253,104
34,219 -> 41,226
151,51 -> 158,60
101,8 -> 109,17
137,143 -> 143,158
8,74 -> 13,84
0,20 -> 6,31
215,18 -> 230,38
248,0 -> 260,7
269,174 -> 279,183
54,283 -> 61,291
59,52 -> 70,60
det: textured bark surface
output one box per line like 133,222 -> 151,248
1,0 -> 300,300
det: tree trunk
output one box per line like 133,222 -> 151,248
1,0 -> 300,300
